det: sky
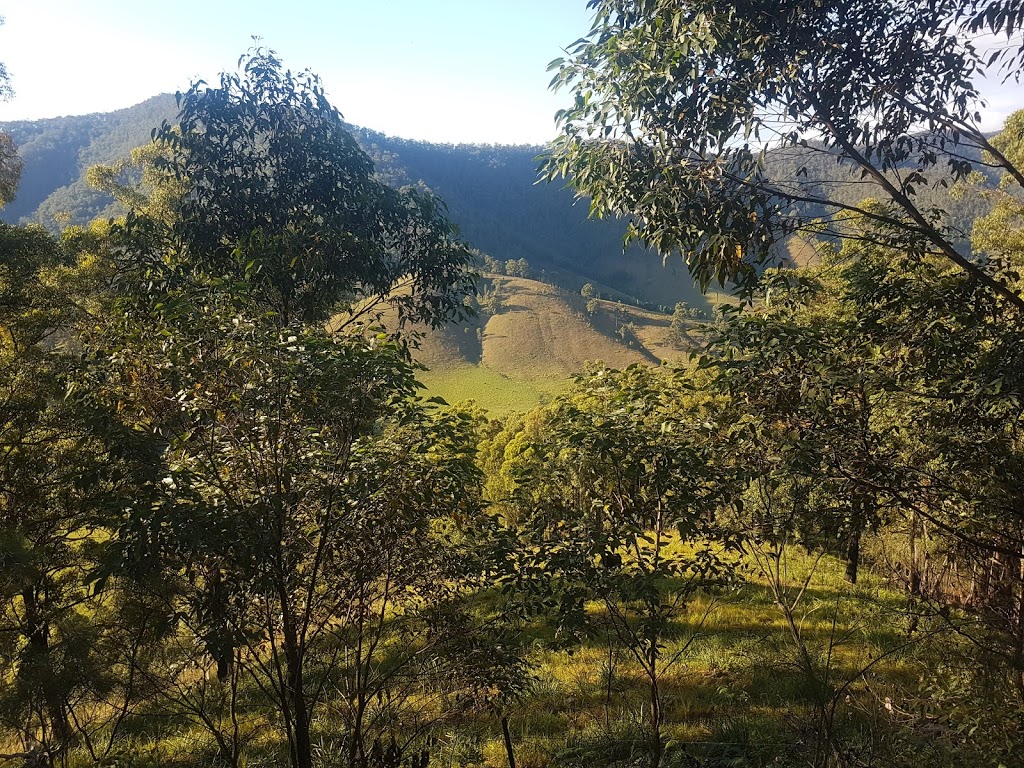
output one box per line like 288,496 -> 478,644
0,0 -> 593,144
0,1 -> 1019,145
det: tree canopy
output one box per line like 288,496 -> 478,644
0,16 -> 22,207
545,0 -> 1024,308
118,48 -> 477,331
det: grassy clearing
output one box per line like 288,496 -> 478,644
36,544 -> 995,768
418,364 -> 564,417
435,548 -> 971,768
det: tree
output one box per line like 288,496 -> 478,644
0,224 -> 158,760
704,263 -> 896,584
667,302 -> 701,348
545,0 -> 1024,308
83,48 -> 485,768
481,254 -> 505,274
0,16 -> 22,207
0,132 -> 21,208
101,303 -> 483,768
699,172 -> 1024,715
971,109 -> 1024,272
496,366 -> 738,768
503,258 -> 530,279
141,47 -> 475,331
86,139 -> 182,226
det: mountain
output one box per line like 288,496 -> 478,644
0,95 -> 708,313
1,95 -> 997,306
0,95 -> 178,227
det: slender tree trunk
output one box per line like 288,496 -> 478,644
287,662 -> 312,768
907,511 -> 922,636
775,584 -> 834,768
279,599 -> 312,768
500,715 -> 516,768
346,600 -> 370,768
1014,545 -> 1024,703
22,588 -> 70,748
604,640 -> 615,730
845,496 -> 865,584
206,563 -> 234,682
908,510 -> 921,597
646,644 -> 663,768
649,678 -> 663,768
845,531 -> 861,585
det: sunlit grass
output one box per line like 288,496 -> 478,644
418,364 -> 563,417
50,543 -> 962,768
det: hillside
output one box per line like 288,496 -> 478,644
0,95 -> 710,313
0,95 -> 997,312
401,274 -> 703,415
0,94 -> 177,227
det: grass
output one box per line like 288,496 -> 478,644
412,276 -> 705,418
417,364 -> 564,417
26,544 -> 1009,768
455,547 -> 967,768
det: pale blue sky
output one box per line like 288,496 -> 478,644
0,0 -> 592,143
0,1 -> 1019,143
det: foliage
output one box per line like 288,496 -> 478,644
0,131 -> 21,208
135,49 -> 475,331
0,223 -> 159,758
545,0 -> 1024,308
0,17 -> 21,208
492,365 -> 740,767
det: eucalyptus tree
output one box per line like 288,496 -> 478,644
0,224 -> 159,759
0,16 -> 21,207
840,240 -> 1024,702
85,48 -> 482,768
0,132 -> 20,208
144,47 -> 475,331
495,365 -> 739,768
544,0 -> 1024,308
703,265 -> 896,584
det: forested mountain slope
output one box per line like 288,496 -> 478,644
0,95 -> 706,310
0,94 -> 176,227
0,95 -> 995,311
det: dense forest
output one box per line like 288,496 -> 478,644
2,2 -> 1024,768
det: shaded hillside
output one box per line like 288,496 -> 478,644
764,141 -> 996,249
406,275 -> 702,414
0,94 -> 177,226
356,131 -> 706,309
0,96 -> 709,311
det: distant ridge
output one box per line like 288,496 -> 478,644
0,94 -> 709,312
0,94 -> 178,227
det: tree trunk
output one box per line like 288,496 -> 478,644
845,529 -> 861,584
289,680 -> 312,768
280,600 -> 312,768
206,564 -> 234,682
284,648 -> 312,768
1014,546 -> 1024,703
845,496 -> 865,584
646,646 -> 663,768
500,715 -> 516,768
908,510 -> 921,597
906,511 -> 922,636
21,588 -> 71,748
